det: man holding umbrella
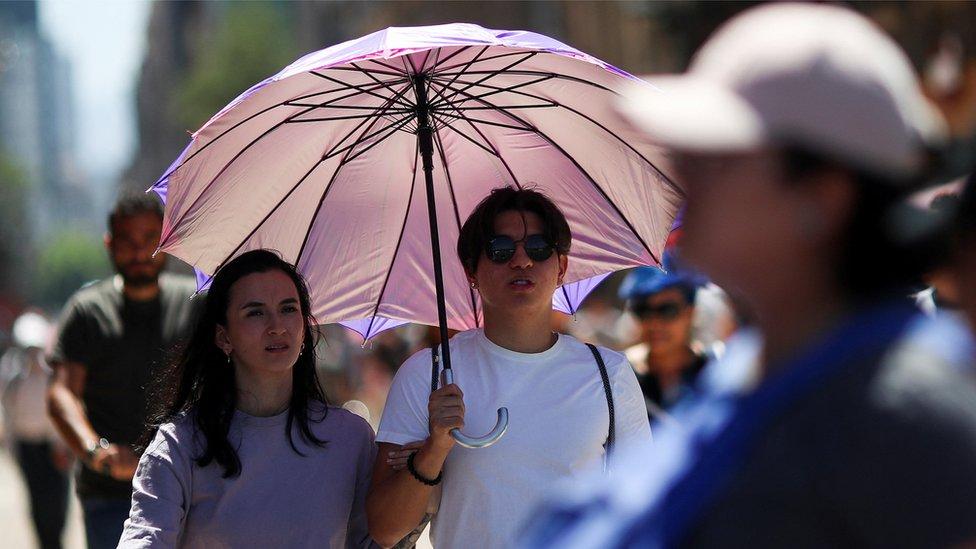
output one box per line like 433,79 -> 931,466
367,187 -> 651,548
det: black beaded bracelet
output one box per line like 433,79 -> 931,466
406,451 -> 442,486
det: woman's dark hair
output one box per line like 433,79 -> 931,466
457,186 -> 572,273
142,249 -> 328,477
781,146 -> 941,301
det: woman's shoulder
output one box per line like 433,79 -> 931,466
308,402 -> 374,441
143,411 -> 199,463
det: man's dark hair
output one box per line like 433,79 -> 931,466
457,187 -> 571,273
108,190 -> 163,233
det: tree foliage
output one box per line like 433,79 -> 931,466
176,2 -> 299,131
35,231 -> 110,308
0,152 -> 31,302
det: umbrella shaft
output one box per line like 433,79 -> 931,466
414,73 -> 454,373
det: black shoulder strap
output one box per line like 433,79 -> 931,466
586,343 -> 615,466
430,343 -> 441,393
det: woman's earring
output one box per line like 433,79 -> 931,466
225,352 -> 232,365
469,281 -> 477,289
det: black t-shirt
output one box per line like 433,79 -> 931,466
636,352 -> 708,412
51,273 -> 200,499
684,327 -> 976,548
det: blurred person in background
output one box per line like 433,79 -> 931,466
564,293 -> 632,351
524,4 -> 976,547
352,345 -> 401,430
618,256 -> 709,419
1,311 -> 70,549
915,191 -> 964,316
119,250 -> 375,548
46,192 -> 199,549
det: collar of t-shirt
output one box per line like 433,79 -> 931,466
471,329 -> 565,364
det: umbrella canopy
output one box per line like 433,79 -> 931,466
152,23 -> 682,341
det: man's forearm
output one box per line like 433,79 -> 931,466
47,383 -> 98,460
367,442 -> 450,548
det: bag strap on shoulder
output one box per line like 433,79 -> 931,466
586,342 -> 615,467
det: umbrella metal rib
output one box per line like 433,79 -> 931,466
429,110 -> 527,191
428,77 -> 661,265
429,75 -> 682,197
433,52 -> 539,108
431,123 -> 481,328
153,77 -> 408,190
311,71 -> 416,110
362,140 -> 422,339
193,82 -> 416,289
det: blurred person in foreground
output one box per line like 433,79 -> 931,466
47,192 -> 199,549
367,188 -> 650,548
618,254 -> 709,420
119,250 -> 375,548
915,192 -> 964,316
952,174 -> 976,330
522,3 -> 976,547
1,312 -> 70,549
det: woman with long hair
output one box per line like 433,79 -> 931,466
119,249 -> 375,548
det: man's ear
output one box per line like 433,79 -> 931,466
798,168 -> 856,245
558,254 -> 569,283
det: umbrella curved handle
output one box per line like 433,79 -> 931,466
450,408 -> 509,449
442,369 -> 510,449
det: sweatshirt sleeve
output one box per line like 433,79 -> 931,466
346,415 -> 379,548
118,426 -> 191,548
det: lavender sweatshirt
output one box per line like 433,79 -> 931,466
119,403 -> 376,548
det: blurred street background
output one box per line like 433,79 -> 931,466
2,1 -> 975,547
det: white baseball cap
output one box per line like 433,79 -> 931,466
618,3 -> 947,182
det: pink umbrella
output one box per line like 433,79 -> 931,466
152,23 -> 682,447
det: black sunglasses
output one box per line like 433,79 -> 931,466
485,234 -> 555,264
632,300 -> 686,321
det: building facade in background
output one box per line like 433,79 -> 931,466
0,0 -> 83,326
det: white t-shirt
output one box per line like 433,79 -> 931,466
376,328 -> 651,548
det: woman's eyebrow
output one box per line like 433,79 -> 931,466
279,297 -> 299,306
240,301 -> 265,310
